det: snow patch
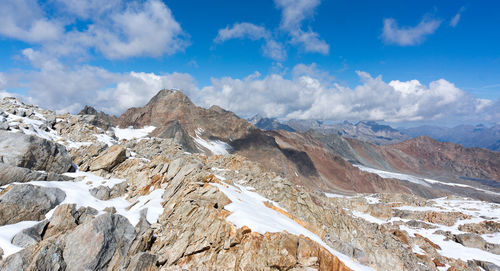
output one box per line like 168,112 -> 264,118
212,181 -> 375,271
0,221 -> 39,257
354,165 -> 431,187
193,128 -> 231,155
113,126 -> 156,140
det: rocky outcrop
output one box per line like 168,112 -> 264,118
0,131 -> 73,174
89,145 -> 126,171
78,105 -> 118,130
0,184 -> 66,225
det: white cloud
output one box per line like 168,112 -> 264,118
215,23 -> 270,42
214,0 -> 328,60
0,0 -> 188,60
214,23 -> 286,61
289,29 -> 329,54
450,7 -> 465,27
4,54 -> 497,124
53,0 -> 122,19
196,66 -> 495,123
90,0 -> 188,59
275,0 -> 329,54
9,50 -> 198,115
0,0 -> 63,43
274,0 -> 321,30
382,17 -> 441,46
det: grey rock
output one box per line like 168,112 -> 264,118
90,185 -> 111,200
0,163 -> 73,186
109,181 -> 128,198
455,233 -> 487,249
126,252 -> 158,271
476,260 -> 500,271
0,238 -> 66,271
76,206 -> 99,224
0,130 -> 73,174
63,213 -> 136,271
0,122 -> 8,130
12,220 -> 49,248
46,114 -> 56,127
0,184 -> 66,225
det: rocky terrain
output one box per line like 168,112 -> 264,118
0,93 -> 499,270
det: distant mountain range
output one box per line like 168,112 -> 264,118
249,116 -> 411,145
248,115 -> 500,151
401,124 -> 500,151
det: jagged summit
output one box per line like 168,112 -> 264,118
117,89 -> 255,151
248,114 -> 296,132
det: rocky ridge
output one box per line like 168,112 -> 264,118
0,95 -> 498,270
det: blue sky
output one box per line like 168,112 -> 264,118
0,0 -> 498,126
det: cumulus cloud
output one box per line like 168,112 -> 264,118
0,0 -> 63,43
214,0 -> 328,60
0,0 -> 188,60
90,0 -> 188,59
4,53 -> 497,124
275,0 -> 329,54
9,49 -> 198,115
382,17 -> 441,46
195,66 -> 496,123
214,23 -> 286,61
450,7 -> 465,27
275,0 -> 321,30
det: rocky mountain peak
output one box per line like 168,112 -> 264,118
146,89 -> 194,109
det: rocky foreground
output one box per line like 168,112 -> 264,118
0,96 -> 499,270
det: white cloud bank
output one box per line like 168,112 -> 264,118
6,56 -> 497,124
382,17 -> 441,46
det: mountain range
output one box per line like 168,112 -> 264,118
249,115 -> 500,151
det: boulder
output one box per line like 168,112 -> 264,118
12,220 -> 49,248
63,213 -> 136,271
455,233 -> 487,249
0,184 -> 66,225
0,163 -> 73,186
0,130 -> 73,173
89,145 -> 126,171
90,185 -> 111,200
0,238 -> 66,271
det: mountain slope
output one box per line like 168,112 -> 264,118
115,89 -> 435,196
